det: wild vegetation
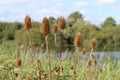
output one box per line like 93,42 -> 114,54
0,11 -> 120,80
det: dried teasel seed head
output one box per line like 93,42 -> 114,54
88,60 -> 91,66
99,67 -> 103,73
81,48 -> 85,55
90,39 -> 97,48
41,17 -> 50,36
52,24 -> 58,33
24,15 -> 31,30
74,32 -> 82,47
58,16 -> 66,30
93,59 -> 97,66
16,57 -> 21,67
26,76 -> 32,80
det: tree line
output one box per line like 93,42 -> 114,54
0,11 -> 120,51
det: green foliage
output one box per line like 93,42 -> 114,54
102,17 -> 117,28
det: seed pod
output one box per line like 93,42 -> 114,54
99,67 -> 103,73
93,59 -> 97,66
58,16 -> 66,29
90,39 -> 97,48
74,32 -> 82,47
52,24 -> 58,33
16,57 -> 21,67
24,15 -> 31,30
81,48 -> 85,55
26,76 -> 32,80
41,17 -> 50,36
88,60 -> 91,66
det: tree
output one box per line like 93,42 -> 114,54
67,11 -> 83,27
102,17 -> 117,28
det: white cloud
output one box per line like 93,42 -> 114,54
74,1 -> 89,7
97,0 -> 117,4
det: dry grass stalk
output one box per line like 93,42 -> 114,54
24,15 -> 31,30
41,17 -> 50,36
74,32 -> 82,47
58,16 -> 66,30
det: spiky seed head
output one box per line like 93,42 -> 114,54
88,60 -> 91,66
41,17 -> 50,36
74,32 -> 82,47
24,15 -> 31,30
16,57 -> 21,67
90,39 -> 97,48
58,16 -> 66,29
81,48 -> 85,55
93,59 -> 97,65
26,76 -> 32,80
52,24 -> 58,33
99,67 -> 103,73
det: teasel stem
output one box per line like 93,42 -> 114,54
78,48 -> 94,78
26,29 -> 41,79
72,47 -> 79,80
54,33 -> 57,46
45,36 -> 51,80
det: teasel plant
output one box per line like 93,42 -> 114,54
72,32 -> 82,80
24,15 -> 41,79
55,16 -> 66,79
78,38 -> 97,79
52,23 -> 58,46
41,17 -> 51,80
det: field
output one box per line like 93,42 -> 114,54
0,16 -> 120,80
0,41 -> 120,80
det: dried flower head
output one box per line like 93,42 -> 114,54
74,32 -> 82,47
93,59 -> 97,66
99,67 -> 103,73
24,15 -> 31,30
88,60 -> 91,66
41,17 -> 50,36
26,76 -> 32,80
16,57 -> 21,67
81,48 -> 85,55
52,24 -> 58,33
58,16 -> 66,29
90,39 -> 97,48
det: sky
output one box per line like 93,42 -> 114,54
0,0 -> 120,25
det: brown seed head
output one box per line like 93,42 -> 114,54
88,60 -> 91,66
90,39 -> 97,48
41,17 -> 50,36
52,24 -> 58,33
99,67 -> 103,73
58,16 -> 66,29
24,15 -> 31,30
26,76 -> 32,80
93,59 -> 97,65
74,32 -> 82,47
16,57 -> 21,67
81,48 -> 85,55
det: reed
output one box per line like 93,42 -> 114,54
41,17 -> 51,80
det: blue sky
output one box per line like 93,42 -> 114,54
0,0 -> 120,25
